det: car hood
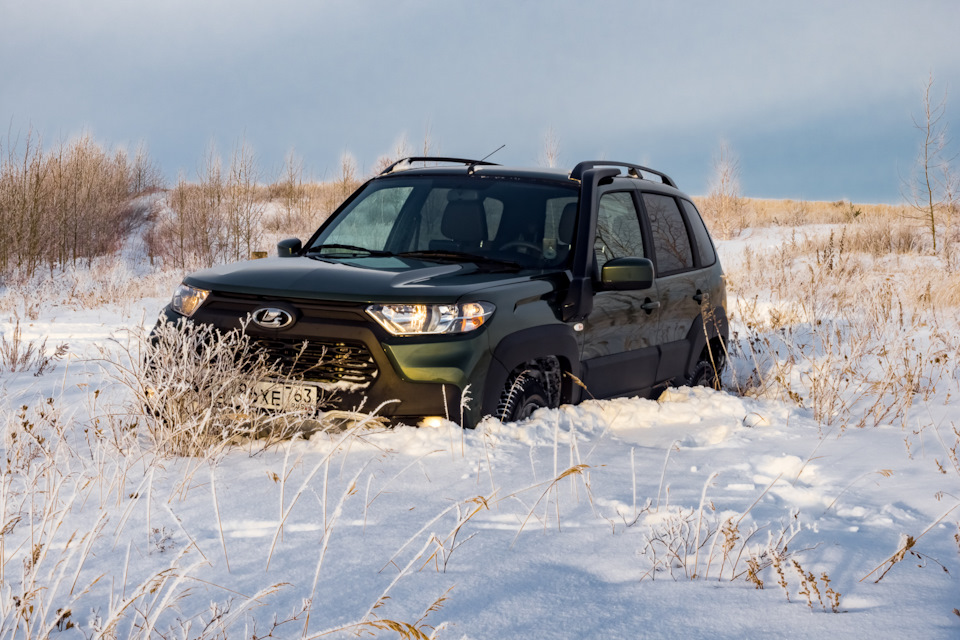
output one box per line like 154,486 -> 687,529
183,255 -> 550,303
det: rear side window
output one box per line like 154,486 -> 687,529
642,192 -> 694,275
681,199 -> 717,267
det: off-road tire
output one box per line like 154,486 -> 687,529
497,373 -> 550,423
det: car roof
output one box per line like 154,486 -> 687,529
376,164 -> 685,195
379,164 -> 572,182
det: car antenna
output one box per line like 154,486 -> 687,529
479,144 -> 505,163
468,144 -> 505,174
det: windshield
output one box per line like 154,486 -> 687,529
307,176 -> 579,270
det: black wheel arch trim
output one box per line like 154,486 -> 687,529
481,325 -> 582,417
684,305 -> 730,377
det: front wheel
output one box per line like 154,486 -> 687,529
497,374 -> 549,423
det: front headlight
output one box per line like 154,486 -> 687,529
171,283 -> 210,317
366,302 -> 495,336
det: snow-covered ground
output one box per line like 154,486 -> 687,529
1,228 -> 959,638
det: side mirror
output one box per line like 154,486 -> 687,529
277,238 -> 302,258
600,257 -> 654,291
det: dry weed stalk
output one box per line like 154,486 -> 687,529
639,471 -> 809,587
862,501 -> 960,584
309,586 -> 452,640
0,320 -> 68,375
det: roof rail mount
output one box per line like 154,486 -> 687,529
380,156 -> 500,175
569,161 -> 677,189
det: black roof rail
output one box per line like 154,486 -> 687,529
379,156 -> 500,175
569,161 -> 677,189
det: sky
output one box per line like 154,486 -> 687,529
2,0 -> 959,203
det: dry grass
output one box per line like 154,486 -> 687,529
691,197 -> 910,229
721,206 -> 960,435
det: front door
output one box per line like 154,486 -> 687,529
580,190 -> 661,398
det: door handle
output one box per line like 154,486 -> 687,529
693,290 -> 704,304
641,298 -> 660,313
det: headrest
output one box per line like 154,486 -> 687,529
441,200 -> 486,243
559,202 -> 578,244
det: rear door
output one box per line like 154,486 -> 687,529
580,190 -> 661,398
639,191 -> 708,383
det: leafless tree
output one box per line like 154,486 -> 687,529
131,142 -> 164,194
538,126 -> 561,168
902,73 -> 957,253
225,139 -> 265,261
335,151 -> 359,203
421,122 -> 435,157
271,149 -> 309,232
371,135 -> 413,175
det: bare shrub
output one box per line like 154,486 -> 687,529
537,126 -> 561,168
146,172 -> 219,269
145,144 -> 230,269
700,142 -> 746,239
371,135 -> 413,176
333,151 -> 361,208
267,150 -> 314,235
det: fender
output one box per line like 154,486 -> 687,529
683,304 -> 730,377
481,325 -> 582,417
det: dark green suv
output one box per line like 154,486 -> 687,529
160,158 -> 728,427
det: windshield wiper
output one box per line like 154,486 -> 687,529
305,244 -> 393,257
396,249 -> 522,271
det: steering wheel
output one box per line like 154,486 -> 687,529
499,240 -> 543,256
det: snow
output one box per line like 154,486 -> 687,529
1,227 -> 959,638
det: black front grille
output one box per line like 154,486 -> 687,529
253,337 -> 378,386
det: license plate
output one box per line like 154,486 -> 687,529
239,380 -> 321,411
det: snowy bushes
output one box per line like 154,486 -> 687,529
0,133 -> 162,282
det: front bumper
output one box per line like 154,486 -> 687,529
158,293 -> 490,426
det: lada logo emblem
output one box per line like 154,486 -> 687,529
252,307 -> 295,329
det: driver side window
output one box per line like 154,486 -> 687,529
595,191 -> 644,270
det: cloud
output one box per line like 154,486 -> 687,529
2,0 -> 958,200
